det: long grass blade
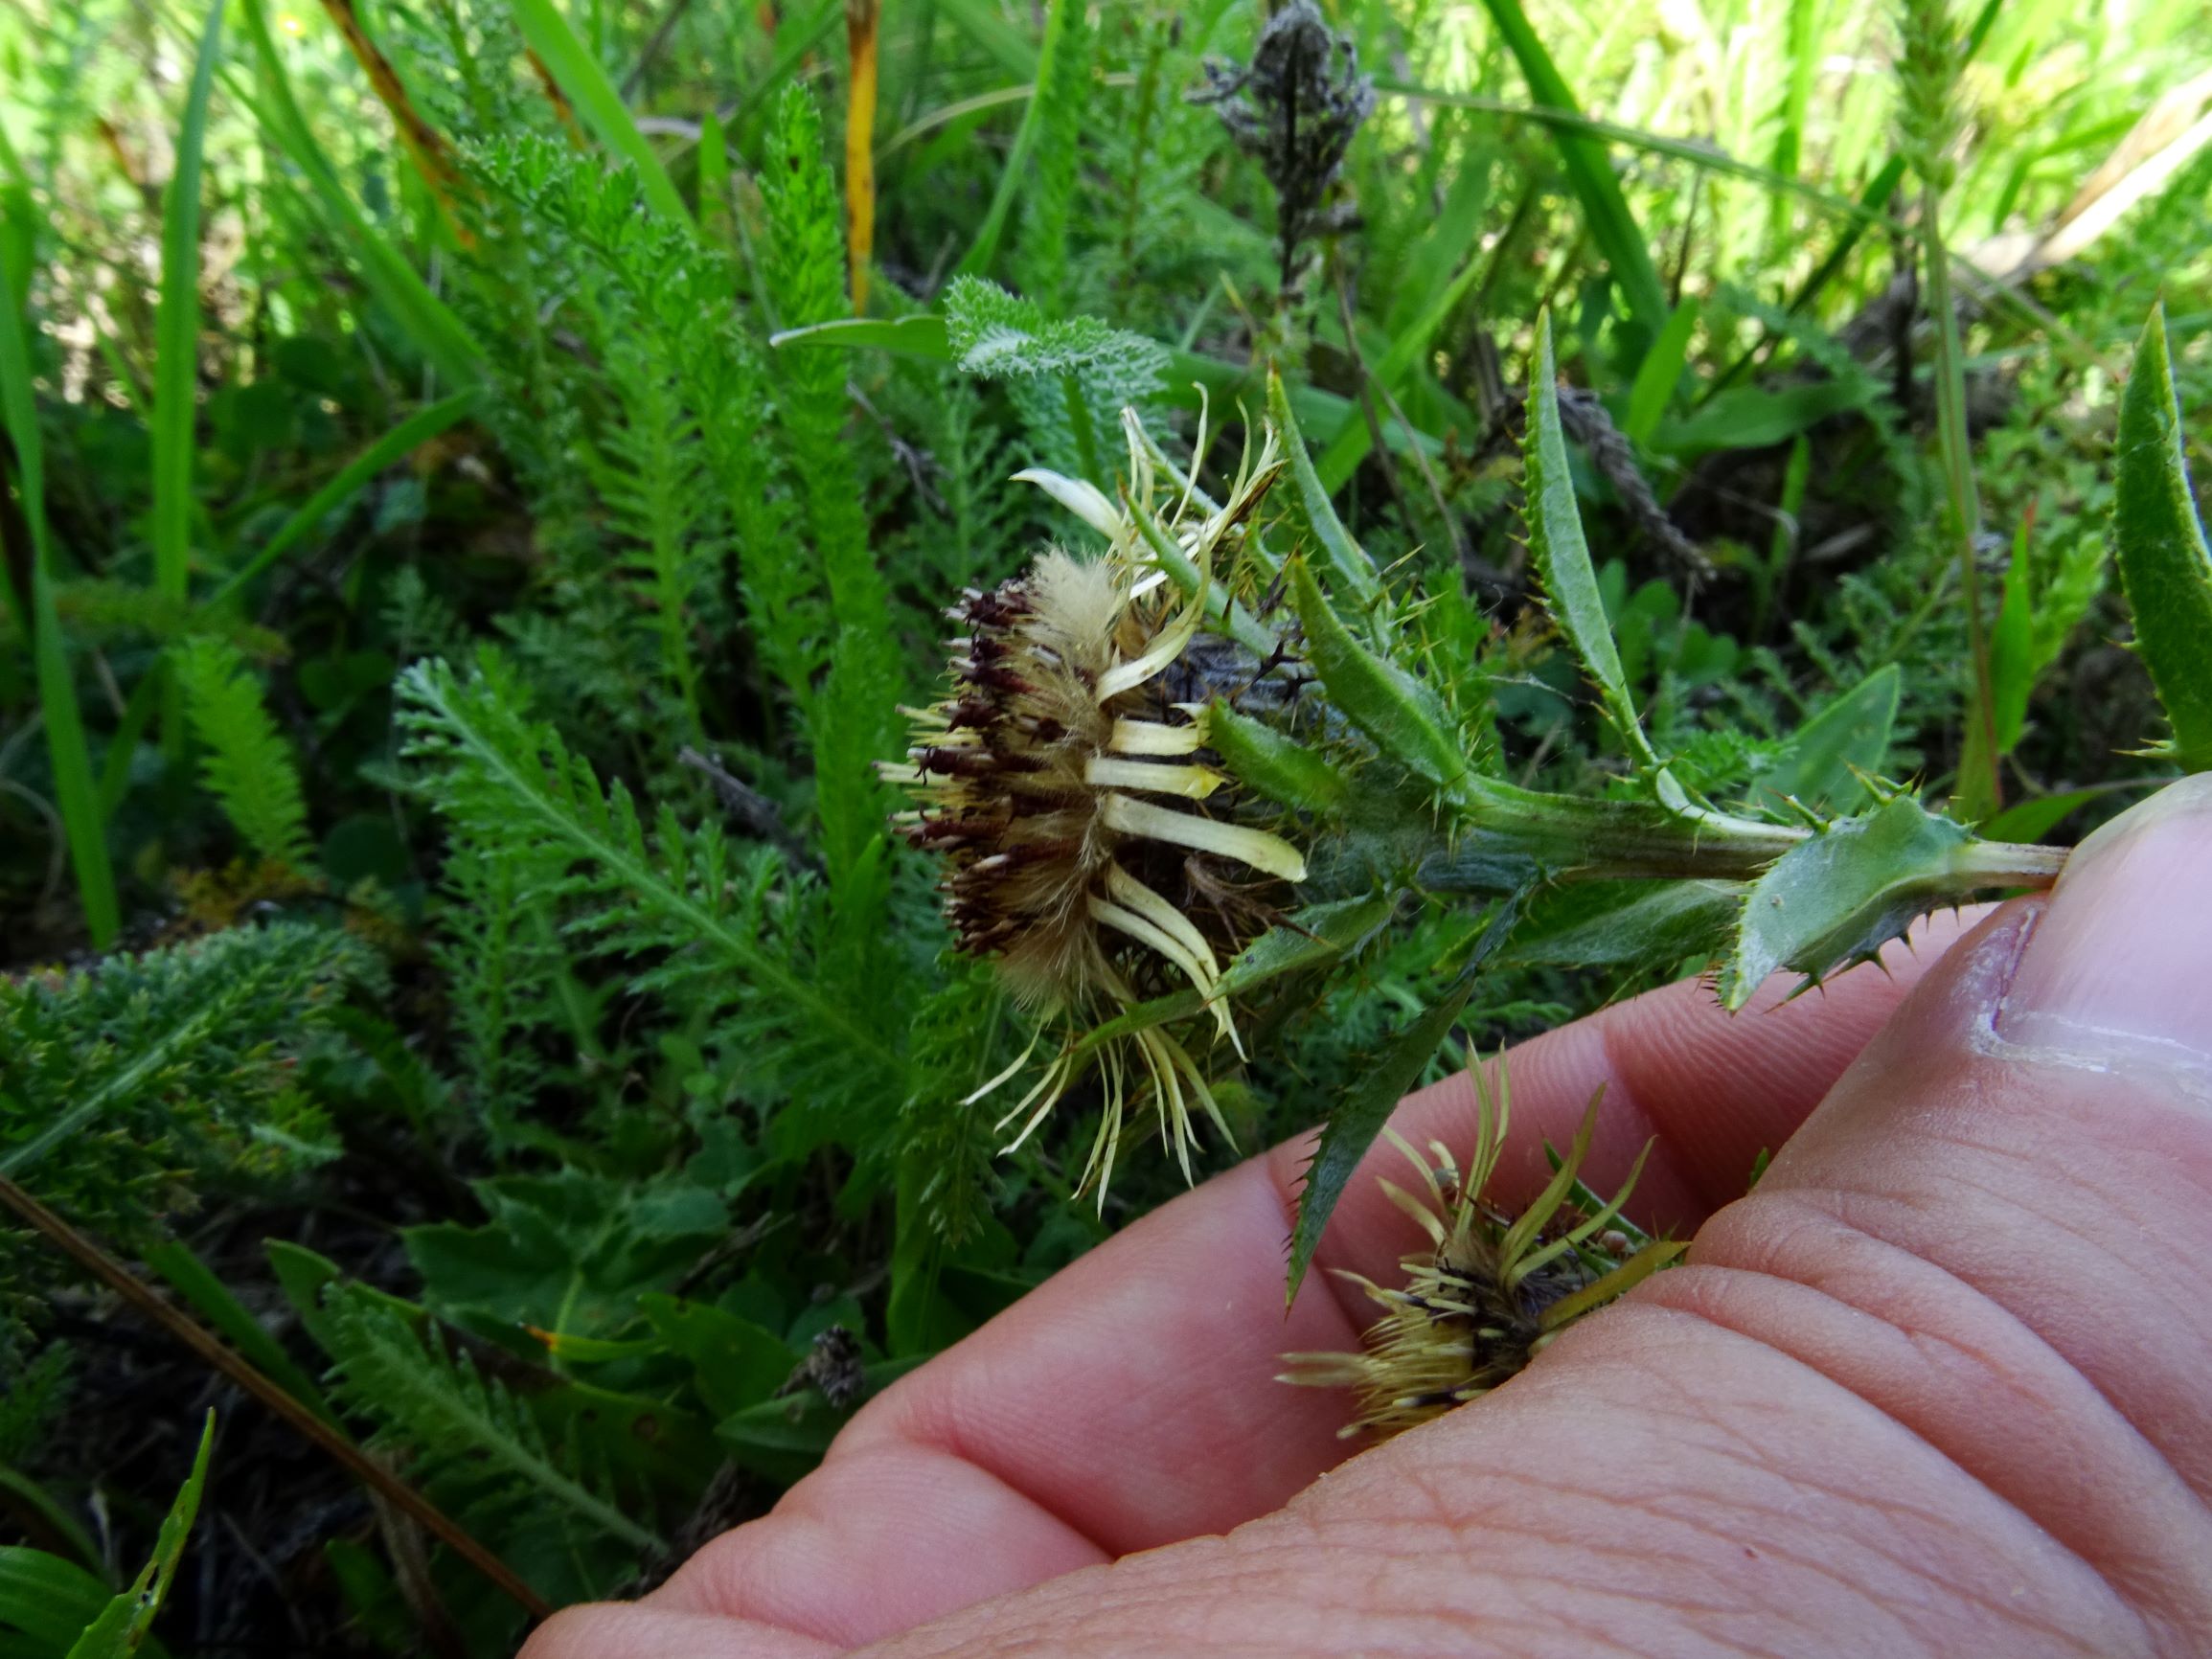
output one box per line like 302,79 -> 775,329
154,0 -> 225,621
955,0 -> 1073,279
508,0 -> 693,223
1466,0 -> 1667,336
235,0 -> 486,385
207,388 -> 482,608
0,263 -> 121,944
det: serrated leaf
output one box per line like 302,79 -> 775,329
1218,894 -> 1398,995
1288,558 -> 1466,792
1285,899 -> 1520,1304
1523,313 -> 1660,772
1266,367 -> 1383,615
1748,664 -> 1899,815
2112,303 -> 2212,773
1722,796 -> 1972,1009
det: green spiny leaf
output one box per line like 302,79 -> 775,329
1722,795 -> 1969,1009
2111,303 -> 2212,772
1522,312 -> 1660,773
1205,701 -> 1350,813
1287,558 -> 1465,793
1285,898 -> 1519,1304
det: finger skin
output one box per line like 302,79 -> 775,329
522,915 -> 1975,1657
833,786 -> 2212,1656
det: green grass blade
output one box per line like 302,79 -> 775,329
936,0 -> 1039,80
63,1413 -> 214,1659
235,0 -> 485,385
143,1241 -> 343,1429
954,0 -> 1072,280
0,260 -> 120,944
153,0 -> 226,618
207,388 -> 482,608
0,1548 -> 117,1648
1624,298 -> 1699,444
1523,313 -> 1659,772
2112,303 -> 2212,771
1380,81 -> 1893,232
1465,2 -> 1666,335
508,0 -> 692,224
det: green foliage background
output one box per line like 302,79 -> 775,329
0,0 -> 2207,1649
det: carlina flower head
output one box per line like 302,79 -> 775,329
1281,1057 -> 1686,1438
880,410 -> 1304,1202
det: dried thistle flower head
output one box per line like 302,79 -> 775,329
1193,0 -> 1376,289
1282,1062 -> 1685,1438
882,415 -> 1305,1198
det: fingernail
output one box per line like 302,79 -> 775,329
1996,774 -> 2212,1070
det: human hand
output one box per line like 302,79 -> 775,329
523,777 -> 2212,1658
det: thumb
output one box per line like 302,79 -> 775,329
1642,771 -> 2212,1643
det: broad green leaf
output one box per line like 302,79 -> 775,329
1749,665 -> 1900,814
1267,368 -> 1383,615
1522,313 -> 1659,772
1655,379 -> 1866,456
1624,298 -> 1699,444
1722,796 -> 1972,1009
405,1170 -> 728,1338
63,1414 -> 213,1659
2112,304 -> 2212,772
1204,701 -> 1351,814
1288,559 -> 1465,790
1285,899 -> 1519,1304
507,0 -> 691,223
640,1296 -> 799,1420
768,314 -> 952,360
1980,784 -> 2117,845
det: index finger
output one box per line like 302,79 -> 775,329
536,913 -> 1976,1657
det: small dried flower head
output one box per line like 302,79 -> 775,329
1282,1062 -> 1684,1438
1193,0 -> 1376,284
883,414 -> 1303,1196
